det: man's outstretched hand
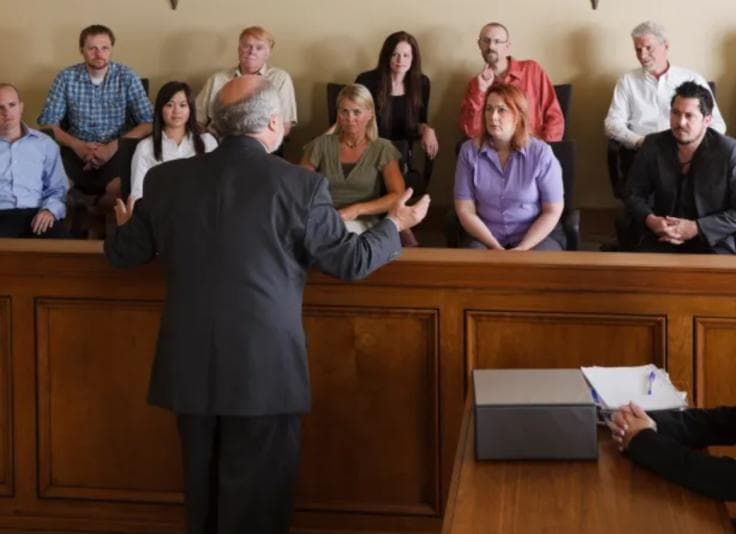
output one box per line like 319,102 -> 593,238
387,188 -> 430,232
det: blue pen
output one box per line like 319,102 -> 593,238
647,370 -> 656,395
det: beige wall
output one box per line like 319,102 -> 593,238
5,0 -> 736,208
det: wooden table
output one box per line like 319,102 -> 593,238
442,396 -> 733,534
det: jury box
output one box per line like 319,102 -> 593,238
473,368 -> 597,460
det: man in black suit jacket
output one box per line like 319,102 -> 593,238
625,81 -> 736,254
610,403 -> 736,500
104,75 -> 429,534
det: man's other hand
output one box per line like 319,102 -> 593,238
91,139 -> 119,167
31,209 -> 56,235
114,195 -> 136,226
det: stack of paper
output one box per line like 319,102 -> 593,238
581,364 -> 687,411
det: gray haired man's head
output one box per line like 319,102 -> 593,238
631,20 -> 667,43
212,75 -> 282,138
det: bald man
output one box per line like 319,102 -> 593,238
105,75 -> 429,534
0,83 -> 68,238
459,22 -> 564,141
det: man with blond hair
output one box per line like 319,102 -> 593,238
195,26 -> 297,135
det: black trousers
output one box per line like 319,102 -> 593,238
0,208 -> 69,238
60,145 -> 122,194
176,414 -> 302,534
636,233 -> 731,254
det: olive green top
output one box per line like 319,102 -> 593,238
303,134 -> 400,209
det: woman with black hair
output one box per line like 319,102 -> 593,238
129,81 -> 217,202
355,31 -> 438,159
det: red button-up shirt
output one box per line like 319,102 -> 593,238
459,57 -> 564,142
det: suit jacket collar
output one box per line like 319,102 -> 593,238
219,135 -> 268,153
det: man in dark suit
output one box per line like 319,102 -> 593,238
104,75 -> 429,534
624,81 -> 736,254
610,402 -> 736,500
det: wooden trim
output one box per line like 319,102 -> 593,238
0,298 -> 11,497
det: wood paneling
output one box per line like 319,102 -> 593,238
0,243 -> 735,532
694,317 -> 736,461
695,317 -> 736,409
35,299 -> 182,503
299,306 -> 439,516
0,298 -> 11,497
467,311 -> 665,371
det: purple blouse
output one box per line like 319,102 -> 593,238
454,137 -> 563,246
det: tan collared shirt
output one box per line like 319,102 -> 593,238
195,64 -> 297,128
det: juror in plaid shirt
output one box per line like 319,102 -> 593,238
37,62 -> 152,143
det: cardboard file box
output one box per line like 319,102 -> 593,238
474,369 -> 597,460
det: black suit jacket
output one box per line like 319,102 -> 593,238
627,406 -> 736,500
105,136 -> 401,416
625,128 -> 736,253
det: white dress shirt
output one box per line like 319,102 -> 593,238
130,131 -> 218,201
604,64 -> 726,149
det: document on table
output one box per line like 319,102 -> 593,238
581,364 -> 687,411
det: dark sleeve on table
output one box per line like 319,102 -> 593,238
627,427 -> 736,500
649,407 -> 736,448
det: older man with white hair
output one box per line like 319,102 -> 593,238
605,20 -> 726,150
105,75 -> 429,534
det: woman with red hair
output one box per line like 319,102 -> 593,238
454,83 -> 565,250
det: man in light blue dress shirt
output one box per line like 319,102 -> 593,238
0,84 -> 68,238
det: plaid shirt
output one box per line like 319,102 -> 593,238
37,62 -> 153,143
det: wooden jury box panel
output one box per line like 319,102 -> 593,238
695,317 -> 736,459
0,298 -> 10,497
300,305 -> 440,516
35,298 -> 183,503
466,311 -> 666,370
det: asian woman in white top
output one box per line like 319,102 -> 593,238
129,81 -> 218,202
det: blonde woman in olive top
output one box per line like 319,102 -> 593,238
300,84 -> 404,234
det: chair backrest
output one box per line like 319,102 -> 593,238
326,82 -> 346,125
550,140 -> 575,211
553,84 -> 572,126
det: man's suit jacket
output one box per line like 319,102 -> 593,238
625,128 -> 736,253
627,407 -> 736,500
105,135 -> 401,416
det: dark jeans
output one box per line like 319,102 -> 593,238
176,413 -> 302,534
60,145 -> 122,194
0,208 -> 69,238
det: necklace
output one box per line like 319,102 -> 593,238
342,137 -> 366,149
